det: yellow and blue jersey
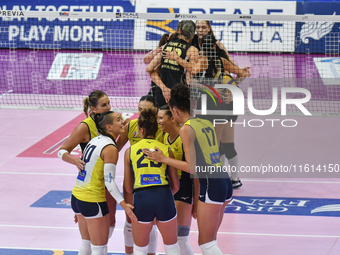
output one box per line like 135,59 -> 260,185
80,116 -> 99,152
127,119 -> 163,145
222,74 -> 237,102
163,133 -> 188,181
130,138 -> 169,191
185,118 -> 222,169
72,135 -> 116,202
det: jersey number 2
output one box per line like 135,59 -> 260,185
136,149 -> 162,168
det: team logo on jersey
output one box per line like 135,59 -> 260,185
77,170 -> 86,182
146,8 -> 179,42
141,174 -> 162,185
133,131 -> 137,138
210,152 -> 220,164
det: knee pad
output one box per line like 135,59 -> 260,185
124,221 -> 134,247
90,243 -> 107,255
134,243 -> 148,255
221,142 -> 237,159
178,225 -> 190,237
148,225 -> 158,253
164,242 -> 181,255
219,142 -> 225,156
109,224 -> 115,239
200,240 -> 223,255
78,239 -> 91,255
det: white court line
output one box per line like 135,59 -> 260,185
0,172 -> 75,176
1,172 -> 339,183
242,179 -> 340,184
0,224 -> 339,238
0,246 -> 189,255
0,247 -> 192,255
0,171 -> 125,177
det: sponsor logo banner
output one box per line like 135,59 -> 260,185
0,249 -> 82,255
226,196 -> 340,217
31,192 -> 340,217
313,57 -> 340,85
296,2 -> 340,53
141,7 -> 180,44
47,53 -> 103,80
0,0 -> 135,49
0,10 -> 24,17
31,190 -> 124,210
135,1 -> 296,52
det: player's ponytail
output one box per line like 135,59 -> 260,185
181,21 -> 195,40
83,97 -> 90,117
138,108 -> 158,138
83,90 -> 108,117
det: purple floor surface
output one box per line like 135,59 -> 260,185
0,49 -> 339,113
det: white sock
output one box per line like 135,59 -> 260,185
178,236 -> 194,255
124,221 -> 134,248
109,224 -> 115,239
90,243 -> 107,255
148,225 -> 158,253
228,155 -> 239,180
78,239 -> 91,255
200,240 -> 223,255
164,242 -> 181,255
134,244 -> 148,255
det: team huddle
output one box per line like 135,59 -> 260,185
58,20 -> 251,255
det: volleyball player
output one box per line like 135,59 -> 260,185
192,32 -> 251,189
124,107 -> 180,255
144,34 -> 172,97
143,83 -> 232,255
193,20 -> 237,66
143,20 -> 184,65
158,104 -> 196,255
146,21 -> 199,107
58,90 -> 118,240
117,95 -> 163,255
143,21 -> 187,97
69,111 -> 137,255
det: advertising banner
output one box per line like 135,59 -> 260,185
135,0 -> 296,52
0,0 -> 135,49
